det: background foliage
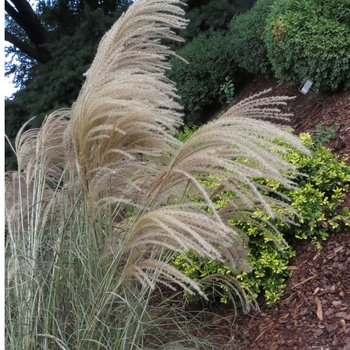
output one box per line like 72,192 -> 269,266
5,0 -> 258,170
5,5 -> 126,170
5,7 -> 122,130
229,0 -> 276,76
6,0 -> 350,160
167,33 -> 239,126
264,0 -> 350,91
179,0 -> 241,45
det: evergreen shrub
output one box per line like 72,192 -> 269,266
168,33 -> 238,126
171,131 -> 350,306
180,0 -> 240,45
229,0 -> 276,76
264,0 -> 350,91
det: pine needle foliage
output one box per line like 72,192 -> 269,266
5,0 -> 309,348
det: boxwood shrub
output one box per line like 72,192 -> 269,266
264,0 -> 350,91
229,0 -> 277,76
167,33 -> 238,126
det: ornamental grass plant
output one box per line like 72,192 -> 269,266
5,0 -> 309,348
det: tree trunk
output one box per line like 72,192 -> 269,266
5,0 -> 52,63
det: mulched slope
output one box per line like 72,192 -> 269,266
224,76 -> 350,350
232,76 -> 350,164
233,231 -> 350,350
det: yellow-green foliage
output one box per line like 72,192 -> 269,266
172,131 -> 350,306
280,133 -> 350,241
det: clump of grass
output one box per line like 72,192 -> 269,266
5,0 -> 309,348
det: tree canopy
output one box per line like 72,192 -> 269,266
177,0 -> 256,45
5,0 -> 132,85
5,0 -> 133,170
4,0 -> 257,170
5,0 -> 52,64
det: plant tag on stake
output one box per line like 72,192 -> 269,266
299,80 -> 313,94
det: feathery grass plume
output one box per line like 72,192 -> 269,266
6,109 -> 70,235
6,0 -> 311,348
126,92 -> 310,300
70,0 -> 188,194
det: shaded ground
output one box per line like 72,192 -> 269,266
209,77 -> 350,349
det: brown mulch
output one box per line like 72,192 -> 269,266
208,77 -> 350,350
231,231 -> 350,350
233,76 -> 350,165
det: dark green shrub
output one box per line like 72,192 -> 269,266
264,0 -> 350,91
179,0 -> 241,45
168,33 -> 238,126
219,77 -> 235,105
229,0 -> 277,76
172,132 -> 350,306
